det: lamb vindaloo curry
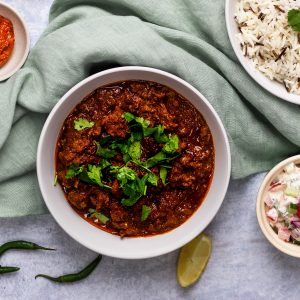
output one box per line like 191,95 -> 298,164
56,80 -> 214,237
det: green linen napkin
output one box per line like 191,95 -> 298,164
0,0 -> 299,217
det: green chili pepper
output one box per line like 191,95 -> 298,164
0,266 -> 20,274
35,255 -> 102,283
0,240 -> 55,257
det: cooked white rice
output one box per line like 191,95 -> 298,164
235,0 -> 300,95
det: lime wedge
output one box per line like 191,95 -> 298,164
177,233 -> 212,288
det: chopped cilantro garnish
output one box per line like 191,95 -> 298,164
143,127 -> 157,137
110,138 -> 128,153
95,141 -> 117,159
141,205 -> 151,221
99,159 -> 111,169
99,135 -> 112,146
159,167 -> 168,185
63,112 -> 181,208
88,208 -> 110,224
67,164 -> 110,189
84,165 -> 111,189
160,164 -> 172,169
65,165 -> 84,179
144,151 -> 167,168
130,130 -> 143,142
121,195 -> 141,206
163,134 -> 179,154
123,112 -> 135,122
128,141 -> 141,161
112,171 -> 149,207
110,166 -> 138,186
147,173 -> 158,186
288,9 -> 300,32
123,112 -> 156,139
123,112 -> 150,129
74,118 -> 95,131
154,124 -> 168,143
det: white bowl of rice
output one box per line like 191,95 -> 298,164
226,0 -> 300,105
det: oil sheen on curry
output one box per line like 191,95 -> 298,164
56,80 -> 215,237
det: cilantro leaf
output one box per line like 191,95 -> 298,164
123,112 -> 135,122
86,165 -> 109,187
74,118 -> 95,131
78,172 -> 93,183
159,167 -> 168,185
122,180 -> 138,196
288,9 -> 300,32
141,205 -> 151,221
123,112 -> 150,128
79,165 -> 111,189
110,166 -> 138,186
138,174 -> 149,195
142,151 -> 180,169
144,151 -> 167,168
95,141 -> 117,159
160,164 -> 172,169
88,208 -> 110,224
123,112 -> 151,137
128,141 -> 141,161
65,165 -> 84,179
135,116 -> 150,129
123,153 -> 131,164
99,135 -> 112,146
147,173 -> 158,186
163,134 -> 179,154
113,171 -> 148,207
110,138 -> 129,155
121,195 -> 141,206
154,125 -> 168,143
143,127 -> 157,137
122,113 -> 177,157
130,130 -> 143,141
99,159 -> 111,169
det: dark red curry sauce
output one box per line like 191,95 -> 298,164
56,80 -> 214,237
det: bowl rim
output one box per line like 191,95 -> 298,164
256,154 -> 300,258
225,0 -> 300,105
0,1 -> 30,81
37,66 -> 231,259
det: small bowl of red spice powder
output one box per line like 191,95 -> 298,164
0,2 -> 29,81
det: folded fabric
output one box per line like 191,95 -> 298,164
0,0 -> 299,217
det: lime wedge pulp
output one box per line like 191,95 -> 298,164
177,233 -> 212,288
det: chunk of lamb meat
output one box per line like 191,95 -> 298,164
180,145 -> 211,168
141,136 -> 160,159
156,103 -> 177,130
67,190 -> 88,210
90,190 -> 110,211
89,120 -> 102,137
168,162 -> 197,188
109,202 -> 140,236
111,179 -> 122,197
102,107 -> 129,138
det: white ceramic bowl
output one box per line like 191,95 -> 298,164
0,2 -> 30,81
256,155 -> 300,258
225,0 -> 300,105
37,66 -> 231,259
